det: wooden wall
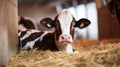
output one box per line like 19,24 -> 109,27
98,6 -> 120,39
0,0 -> 18,65
94,0 -> 120,39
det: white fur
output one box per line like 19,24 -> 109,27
65,44 -> 73,53
20,30 -> 40,41
18,24 -> 27,31
20,31 -> 31,40
18,32 -> 21,36
57,10 -> 75,54
24,31 -> 48,49
39,31 -> 48,41
30,29 -> 40,33
25,41 -> 35,49
66,44 -> 79,54
58,10 -> 73,35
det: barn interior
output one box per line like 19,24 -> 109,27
0,0 -> 120,67
18,0 -> 120,40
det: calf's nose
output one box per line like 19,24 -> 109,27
59,34 -> 72,42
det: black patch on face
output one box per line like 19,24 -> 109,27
54,19 -> 62,41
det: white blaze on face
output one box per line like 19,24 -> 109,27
58,10 -> 73,35
56,10 -> 76,53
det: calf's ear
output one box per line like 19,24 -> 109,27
40,18 -> 54,28
75,18 -> 91,28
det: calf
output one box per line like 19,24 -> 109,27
18,16 -> 37,31
19,9 -> 91,53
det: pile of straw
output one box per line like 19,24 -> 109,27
6,39 -> 120,67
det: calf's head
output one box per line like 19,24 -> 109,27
40,10 -> 90,52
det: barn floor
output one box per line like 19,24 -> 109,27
6,39 -> 120,67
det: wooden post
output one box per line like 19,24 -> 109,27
0,0 -> 18,65
94,0 -> 103,10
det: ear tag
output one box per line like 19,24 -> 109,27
47,23 -> 52,28
80,22 -> 84,28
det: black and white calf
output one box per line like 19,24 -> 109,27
18,16 -> 37,31
18,9 -> 91,53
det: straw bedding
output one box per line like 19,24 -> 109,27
6,39 -> 120,67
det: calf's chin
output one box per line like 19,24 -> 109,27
55,39 -> 74,53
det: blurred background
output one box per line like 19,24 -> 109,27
18,0 -> 120,40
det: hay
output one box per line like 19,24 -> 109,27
6,40 -> 120,67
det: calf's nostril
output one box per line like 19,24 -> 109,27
68,36 -> 71,39
61,36 -> 65,39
